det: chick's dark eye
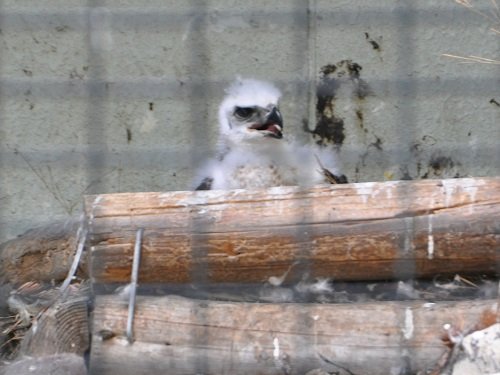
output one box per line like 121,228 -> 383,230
234,107 -> 254,119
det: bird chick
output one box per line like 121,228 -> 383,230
194,78 -> 346,190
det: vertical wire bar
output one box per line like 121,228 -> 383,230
86,1 -> 108,196
126,228 -> 144,343
0,1 -> 4,242
187,4 -> 210,373
290,0 -> 316,283
307,0 -> 317,133
495,20 -> 500,307
394,0 -> 417,282
394,2 -> 418,370
188,0 -> 210,288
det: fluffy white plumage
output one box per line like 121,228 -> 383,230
194,78 -> 344,190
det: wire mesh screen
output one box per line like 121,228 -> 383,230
0,0 -> 499,373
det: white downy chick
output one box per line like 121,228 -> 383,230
194,78 -> 346,190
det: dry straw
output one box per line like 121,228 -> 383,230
443,0 -> 500,64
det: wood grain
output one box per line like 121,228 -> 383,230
89,294 -> 499,375
20,295 -> 90,357
0,220 -> 83,286
85,178 -> 500,284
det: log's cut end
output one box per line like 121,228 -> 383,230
84,177 -> 500,285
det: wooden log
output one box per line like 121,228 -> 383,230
20,294 -> 90,357
0,220 -> 84,286
85,177 -> 500,284
1,282 -> 90,359
89,295 -> 499,375
0,354 -> 87,375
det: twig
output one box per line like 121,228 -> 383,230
314,154 -> 347,184
442,53 -> 500,64
60,227 -> 88,298
317,352 -> 357,375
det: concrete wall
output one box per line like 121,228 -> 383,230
0,0 -> 499,243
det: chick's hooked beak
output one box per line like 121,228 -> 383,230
249,107 -> 283,139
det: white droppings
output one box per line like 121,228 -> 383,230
385,186 -> 393,200
259,287 -> 294,303
138,110 -> 158,134
441,178 -> 485,207
295,278 -> 333,295
356,181 -> 400,202
360,194 -> 368,204
371,101 -> 386,113
403,217 -> 414,254
309,278 -> 333,294
268,276 -> 284,286
116,336 -> 131,346
465,185 -> 478,203
358,181 -> 376,190
442,180 -> 457,207
92,195 -> 103,207
404,233 -> 411,253
402,307 -> 414,340
175,189 -> 231,206
268,263 -> 296,286
181,17 -> 195,42
397,281 -> 419,299
88,195 -> 104,225
427,214 -> 434,260
443,323 -> 451,331
89,7 -> 114,51
427,240 -> 434,259
355,182 -> 376,204
115,283 -> 132,301
312,315 -> 320,321
423,302 -> 435,308
273,337 -> 280,359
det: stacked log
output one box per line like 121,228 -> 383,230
86,177 -> 500,285
84,177 -> 500,374
90,295 -> 498,375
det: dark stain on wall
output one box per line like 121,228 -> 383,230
364,32 -> 381,51
421,153 -> 461,179
308,60 -> 372,147
355,109 -> 364,127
